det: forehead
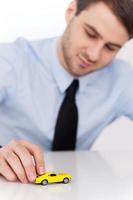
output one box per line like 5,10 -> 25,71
77,2 -> 129,44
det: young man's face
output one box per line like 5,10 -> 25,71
58,1 -> 129,76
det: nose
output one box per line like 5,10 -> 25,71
86,42 -> 103,62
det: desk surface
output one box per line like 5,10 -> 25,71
0,151 -> 133,200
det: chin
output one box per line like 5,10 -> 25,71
70,70 -> 90,77
67,64 -> 94,77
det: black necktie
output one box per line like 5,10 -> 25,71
52,79 -> 79,151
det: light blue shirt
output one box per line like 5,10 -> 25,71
0,37 -> 133,150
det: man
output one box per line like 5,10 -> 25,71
0,0 -> 133,183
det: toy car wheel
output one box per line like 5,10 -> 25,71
63,178 -> 69,184
41,179 -> 48,185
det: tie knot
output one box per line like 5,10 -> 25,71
66,79 -> 79,101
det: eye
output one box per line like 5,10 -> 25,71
105,45 -> 116,52
84,29 -> 97,39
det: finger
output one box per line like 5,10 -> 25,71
0,158 -> 17,182
12,143 -> 37,182
5,150 -> 28,183
20,140 -> 45,175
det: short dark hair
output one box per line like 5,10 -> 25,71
75,0 -> 133,39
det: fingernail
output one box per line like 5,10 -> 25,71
22,179 -> 28,184
39,166 -> 45,174
28,172 -> 36,182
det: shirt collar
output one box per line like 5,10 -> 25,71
50,37 -> 74,93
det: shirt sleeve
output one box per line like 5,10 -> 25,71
0,56 -> 16,104
118,65 -> 133,120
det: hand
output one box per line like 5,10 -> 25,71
0,139 -> 45,183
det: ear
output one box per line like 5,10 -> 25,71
65,0 -> 77,24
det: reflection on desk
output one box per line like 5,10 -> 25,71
0,151 -> 133,200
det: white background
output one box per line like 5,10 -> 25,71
0,0 -> 133,150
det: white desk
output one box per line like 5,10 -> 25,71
0,151 -> 133,200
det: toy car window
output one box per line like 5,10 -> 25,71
49,174 -> 56,176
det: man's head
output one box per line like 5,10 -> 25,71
58,0 -> 133,76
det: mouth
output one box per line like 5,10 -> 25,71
78,54 -> 93,69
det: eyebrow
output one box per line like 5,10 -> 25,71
84,23 -> 122,49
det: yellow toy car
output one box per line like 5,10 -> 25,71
34,171 -> 72,185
